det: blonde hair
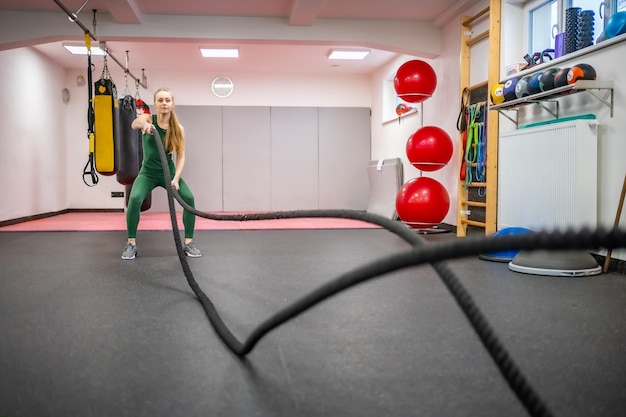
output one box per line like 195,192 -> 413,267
154,87 -> 183,154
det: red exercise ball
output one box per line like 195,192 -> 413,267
395,177 -> 450,229
406,126 -> 453,172
394,60 -> 437,103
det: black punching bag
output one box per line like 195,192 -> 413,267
135,98 -> 152,212
117,95 -> 140,185
125,184 -> 152,212
121,96 -> 152,212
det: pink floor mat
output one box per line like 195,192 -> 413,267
0,211 -> 380,232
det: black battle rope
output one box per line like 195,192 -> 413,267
150,128 -> 626,417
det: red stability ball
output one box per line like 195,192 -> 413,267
406,126 -> 453,172
394,60 -> 437,103
395,177 -> 450,229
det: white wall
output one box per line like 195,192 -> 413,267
370,0 -> 490,227
0,2 -> 476,230
499,3 -> 626,262
3,1 -> 626,263
0,47 -> 67,221
62,65 -> 372,210
497,40 -> 626,262
0,49 -> 372,218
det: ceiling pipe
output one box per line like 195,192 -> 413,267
52,0 -> 148,89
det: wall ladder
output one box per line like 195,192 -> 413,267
456,0 -> 501,237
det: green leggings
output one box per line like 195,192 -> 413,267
126,173 -> 196,239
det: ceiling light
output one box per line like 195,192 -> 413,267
328,49 -> 370,60
200,48 -> 239,58
63,44 -> 107,56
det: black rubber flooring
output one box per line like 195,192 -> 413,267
0,229 -> 625,417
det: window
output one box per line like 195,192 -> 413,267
527,0 -> 621,58
570,0 -> 604,33
382,77 -> 418,123
530,0 -> 558,54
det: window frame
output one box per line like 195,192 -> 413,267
525,0 -> 620,57
528,0 -> 559,56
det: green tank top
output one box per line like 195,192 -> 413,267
139,114 -> 175,177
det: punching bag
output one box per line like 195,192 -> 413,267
117,95 -> 140,185
125,184 -> 152,212
118,95 -> 152,211
93,73 -> 120,176
137,97 -> 151,212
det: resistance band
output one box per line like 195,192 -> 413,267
464,103 -> 477,187
463,102 -> 488,197
474,103 -> 487,197
150,127 -> 626,417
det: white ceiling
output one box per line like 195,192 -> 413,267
0,0 -> 481,76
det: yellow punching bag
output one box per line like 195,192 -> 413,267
93,66 -> 120,176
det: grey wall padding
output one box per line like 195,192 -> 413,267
366,158 -> 403,220
148,106 -> 371,212
318,107 -> 371,210
222,106 -> 272,211
148,106 -> 223,212
270,107 -> 319,210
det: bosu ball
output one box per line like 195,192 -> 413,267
509,250 -> 602,277
479,227 -> 532,262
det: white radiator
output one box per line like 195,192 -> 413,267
498,119 -> 598,232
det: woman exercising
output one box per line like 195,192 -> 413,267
122,87 -> 201,259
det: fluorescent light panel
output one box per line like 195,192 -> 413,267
200,48 -> 239,58
328,49 -> 370,60
63,44 -> 107,56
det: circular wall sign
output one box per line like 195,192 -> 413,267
211,76 -> 233,98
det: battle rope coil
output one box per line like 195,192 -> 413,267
150,128 -> 626,417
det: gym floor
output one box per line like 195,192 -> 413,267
0,228 -> 624,417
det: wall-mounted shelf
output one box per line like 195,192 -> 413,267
489,80 -> 614,126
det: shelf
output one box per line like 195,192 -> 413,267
489,80 -> 614,126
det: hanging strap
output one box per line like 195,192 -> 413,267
82,32 -> 98,187
459,103 -> 470,181
456,87 -> 469,132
